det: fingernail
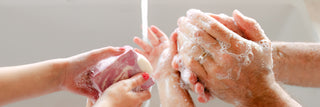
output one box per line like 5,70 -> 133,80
150,26 -> 158,33
119,47 -> 126,51
142,72 -> 149,80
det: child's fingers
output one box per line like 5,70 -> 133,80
133,37 -> 152,52
169,31 -> 179,55
148,28 -> 160,46
150,25 -> 169,43
134,48 -> 148,58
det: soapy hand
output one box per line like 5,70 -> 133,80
61,47 -> 126,100
86,73 -> 151,107
174,9 -> 275,105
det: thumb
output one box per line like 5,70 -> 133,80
124,72 -> 150,91
170,30 -> 179,55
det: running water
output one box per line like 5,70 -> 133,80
141,1 -> 152,107
141,0 -> 148,42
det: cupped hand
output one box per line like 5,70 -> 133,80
174,9 -> 274,105
87,73 -> 151,107
60,46 -> 126,100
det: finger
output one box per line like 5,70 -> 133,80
133,37 -> 152,53
198,96 -> 209,103
186,9 -> 244,49
178,18 -> 223,67
195,82 -> 212,103
170,31 -> 180,70
177,17 -> 221,57
169,31 -> 179,55
233,9 -> 269,42
185,70 -> 198,91
147,27 -> 160,46
180,68 -> 196,89
207,13 -> 244,37
130,90 -> 152,102
85,46 -> 126,61
195,82 -> 205,95
176,31 -> 208,80
195,83 -> 207,103
150,25 -> 169,43
134,48 -> 147,58
124,72 -> 150,91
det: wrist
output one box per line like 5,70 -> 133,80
50,58 -> 69,91
154,69 -> 179,81
239,81 -> 299,107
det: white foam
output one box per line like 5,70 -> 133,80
181,69 -> 192,84
215,40 -> 254,80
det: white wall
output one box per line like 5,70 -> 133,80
1,0 -> 319,106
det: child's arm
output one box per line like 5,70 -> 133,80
0,47 -> 126,106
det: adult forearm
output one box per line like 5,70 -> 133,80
272,42 -> 320,87
241,81 -> 301,107
157,72 -> 194,107
0,59 -> 65,105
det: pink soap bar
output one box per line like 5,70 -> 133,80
91,46 -> 154,95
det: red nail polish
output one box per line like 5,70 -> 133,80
119,47 -> 125,50
142,72 -> 149,80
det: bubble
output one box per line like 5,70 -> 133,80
181,69 -> 192,84
258,39 -> 270,48
243,58 -> 251,66
214,39 -> 255,80
278,51 -> 284,57
216,69 -> 232,80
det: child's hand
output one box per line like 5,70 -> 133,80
87,73 -> 151,107
133,26 -> 177,79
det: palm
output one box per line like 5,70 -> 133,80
133,26 -> 176,75
63,47 -> 125,100
146,42 -> 169,68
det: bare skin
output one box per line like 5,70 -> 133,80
207,11 -> 320,87
0,46 -> 151,106
272,42 -> 320,87
87,73 -> 152,107
173,9 -> 301,107
134,26 -> 194,107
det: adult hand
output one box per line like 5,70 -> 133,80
60,46 -> 126,100
174,9 -> 299,106
87,73 -> 151,107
